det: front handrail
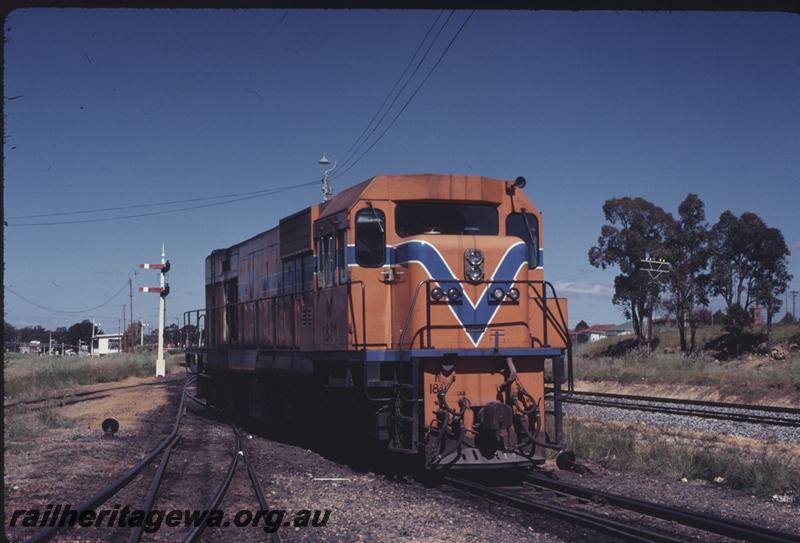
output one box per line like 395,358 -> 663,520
398,278 -> 571,353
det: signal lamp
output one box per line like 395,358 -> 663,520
491,287 -> 505,301
507,287 -> 520,301
447,288 -> 462,302
431,287 -> 445,301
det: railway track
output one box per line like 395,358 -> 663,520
4,378 -> 180,411
24,376 -> 282,543
562,390 -> 800,427
446,472 -> 800,543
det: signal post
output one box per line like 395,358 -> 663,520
139,245 -> 170,377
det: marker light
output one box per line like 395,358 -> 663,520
431,287 -> 445,301
507,287 -> 520,301
447,288 -> 462,302
492,287 -> 505,301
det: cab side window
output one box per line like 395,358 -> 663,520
506,212 -> 539,268
355,208 -> 385,267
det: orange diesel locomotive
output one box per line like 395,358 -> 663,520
185,174 -> 573,470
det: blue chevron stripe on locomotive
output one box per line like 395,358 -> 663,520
394,240 -> 529,345
348,241 -> 532,345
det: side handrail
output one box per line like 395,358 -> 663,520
543,280 -> 573,393
398,280 -> 428,351
183,281 -> 371,351
348,280 -> 367,350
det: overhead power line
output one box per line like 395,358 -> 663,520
334,10 -> 450,174
8,182 -> 316,220
5,281 -> 130,314
7,180 -> 318,227
333,10 -> 475,181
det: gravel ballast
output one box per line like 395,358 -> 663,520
562,395 -> 800,443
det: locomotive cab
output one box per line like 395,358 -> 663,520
186,174 -> 572,471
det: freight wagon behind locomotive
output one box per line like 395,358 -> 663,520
185,174 -> 574,470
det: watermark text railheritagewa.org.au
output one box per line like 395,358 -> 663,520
8,504 -> 331,534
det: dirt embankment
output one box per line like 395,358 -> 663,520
573,379 -> 800,407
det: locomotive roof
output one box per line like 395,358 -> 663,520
317,174 -> 508,220
211,174 -> 514,256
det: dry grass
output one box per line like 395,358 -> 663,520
564,418 -> 800,498
4,408 -> 76,449
573,324 -> 800,402
3,352 -> 182,402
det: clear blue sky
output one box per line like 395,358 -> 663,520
4,9 -> 799,330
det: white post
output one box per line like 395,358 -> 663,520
156,244 -> 166,377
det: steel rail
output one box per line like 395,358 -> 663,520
563,392 -> 800,427
568,390 -> 800,415
565,397 -> 799,427
5,379 -> 179,409
25,376 -> 196,543
232,425 -> 283,543
126,435 -> 182,543
180,421 -> 242,543
445,476 -> 684,543
522,472 -> 800,543
187,393 -> 283,543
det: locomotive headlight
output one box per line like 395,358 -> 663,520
431,287 -> 445,301
507,287 -> 520,301
446,287 -> 462,302
464,249 -> 485,284
465,249 -> 483,266
491,287 -> 505,301
466,267 -> 484,283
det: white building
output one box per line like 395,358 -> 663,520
92,333 -> 123,356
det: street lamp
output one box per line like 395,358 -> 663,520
319,153 -> 337,202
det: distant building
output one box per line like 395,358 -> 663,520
20,340 -> 42,354
606,322 -> 634,337
92,333 -> 123,356
569,324 -> 616,343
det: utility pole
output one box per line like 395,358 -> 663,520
640,258 -> 671,348
91,320 -> 97,356
791,290 -> 799,320
129,278 -> 135,353
122,304 -> 127,351
139,245 -> 170,377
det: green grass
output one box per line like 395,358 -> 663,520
565,419 -> 800,498
3,352 -> 181,402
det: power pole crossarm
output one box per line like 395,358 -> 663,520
639,258 -> 672,348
